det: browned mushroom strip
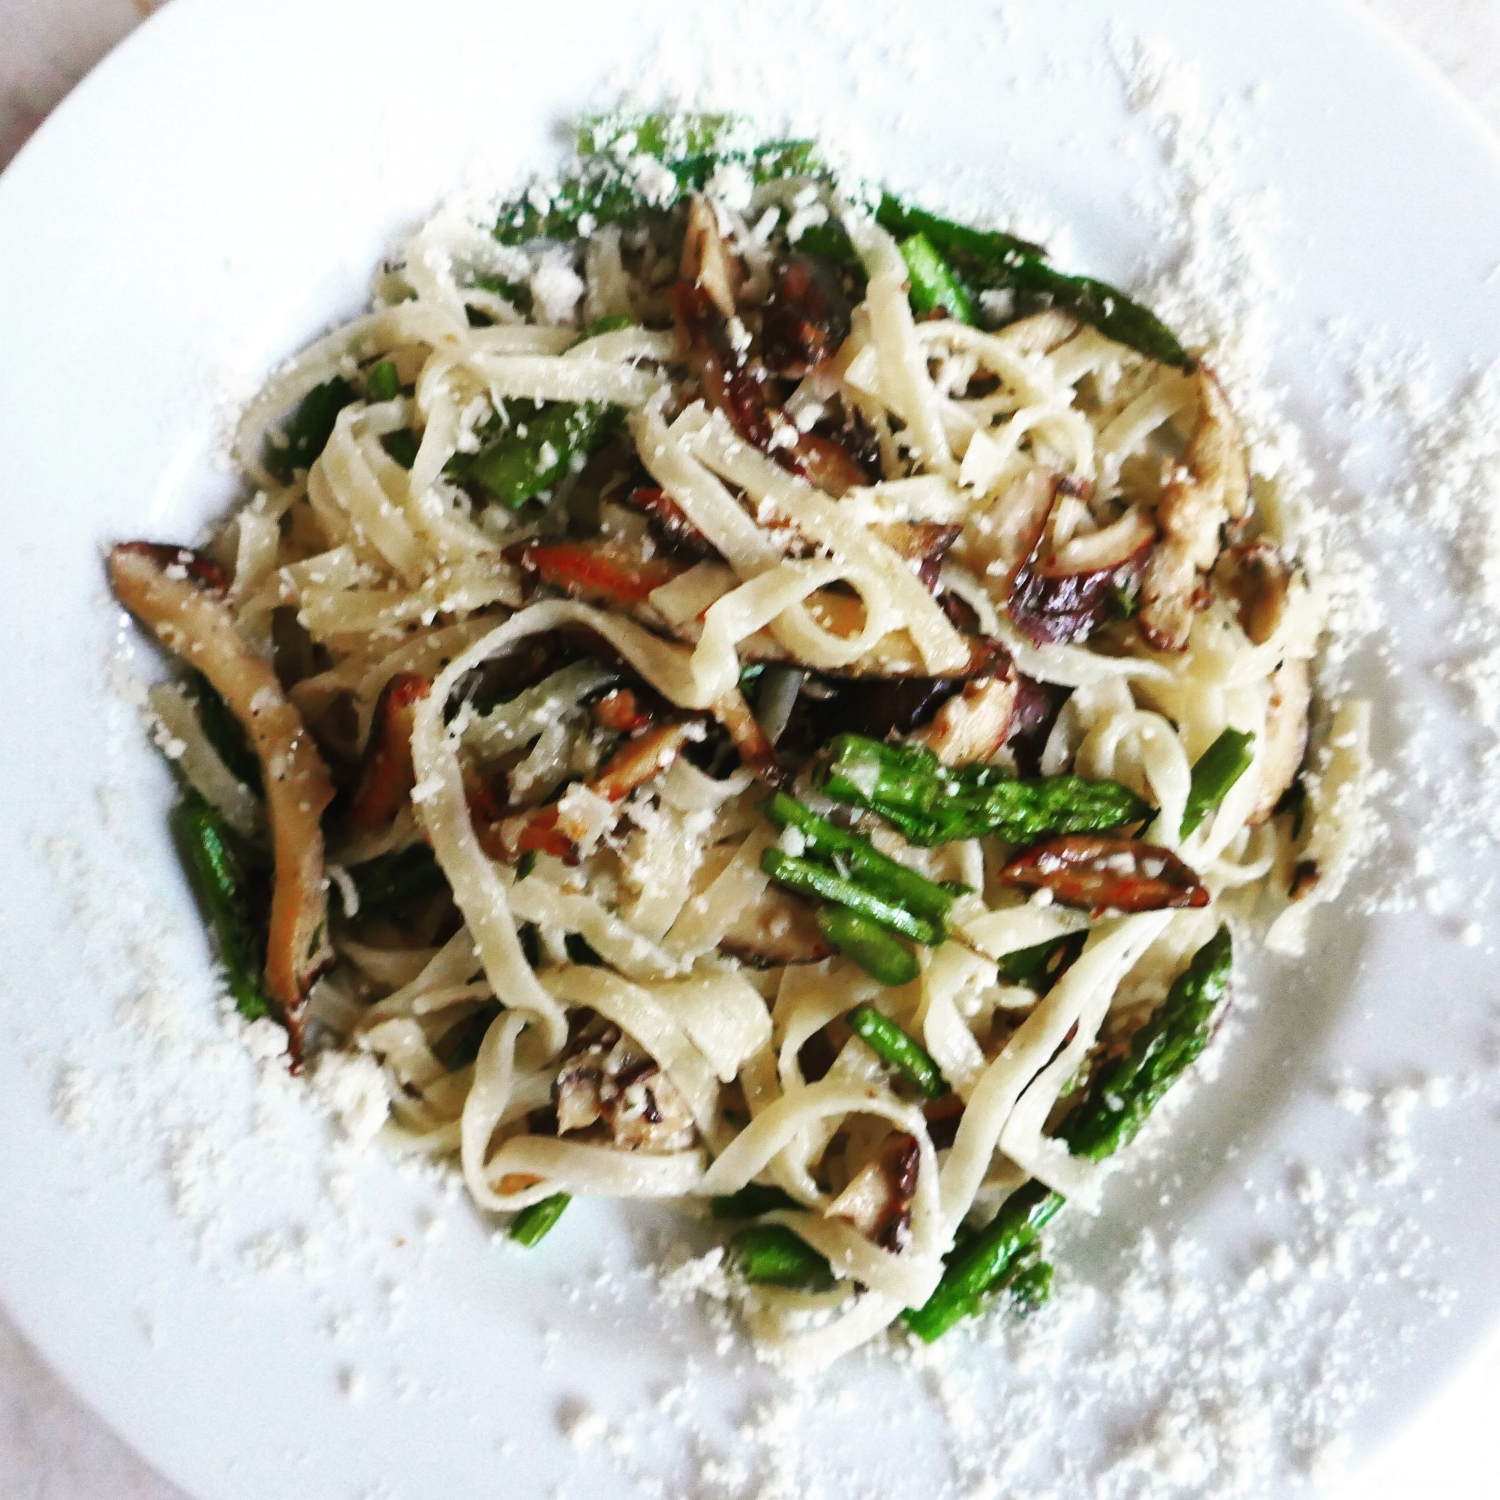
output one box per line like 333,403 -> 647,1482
1214,541 -> 1290,646
1009,507 -> 1155,648
680,194 -> 742,319
592,722 -> 698,801
998,834 -> 1209,916
827,1131 -> 921,1252
1139,368 -> 1250,652
710,687 -> 787,786
912,675 -> 1020,767
719,884 -> 833,966
871,521 -> 962,591
1246,657 -> 1311,825
108,543 -> 336,1019
761,254 -> 853,378
555,1022 -> 698,1152
348,673 -> 431,827
493,721 -> 700,864
670,274 -> 873,500
965,466 -> 1055,596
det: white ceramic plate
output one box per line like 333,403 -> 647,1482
4,2 -> 1500,1497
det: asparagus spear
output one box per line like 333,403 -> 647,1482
899,232 -> 977,325
430,1002 -> 501,1072
575,112 -> 817,179
994,931 -> 1088,994
494,113 -> 822,245
903,1180 -> 1064,1341
185,671 -> 261,792
762,792 -> 956,928
365,358 -> 402,402
711,1184 -> 801,1220
761,848 -> 942,946
875,198 -> 1045,277
510,1193 -> 570,1247
1179,728 -> 1257,837
846,1003 -> 948,1098
875,197 -> 1190,369
730,1223 -> 835,1289
904,925 -> 1232,1341
823,734 -> 1149,847
381,430 -> 420,469
452,315 -> 634,504
793,219 -> 864,270
463,400 -> 623,509
576,313 -> 637,339
336,843 -> 449,919
576,111 -> 734,160
171,792 -> 271,1022
265,376 -> 356,483
1057,924 -> 1232,1160
817,907 -> 920,987
1006,1257 -> 1055,1314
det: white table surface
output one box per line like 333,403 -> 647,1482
2,1 -> 1499,1496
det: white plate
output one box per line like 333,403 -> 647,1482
3,2 -> 1500,1497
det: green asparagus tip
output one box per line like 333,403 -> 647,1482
824,733 -> 1151,847
995,931 -> 1088,994
1006,1258 -> 1054,1315
1057,924 -> 1232,1162
762,791 -> 955,927
711,1183 -> 801,1220
267,376 -> 356,482
817,906 -> 920,987
730,1223 -> 834,1290
510,1192 -> 571,1247
903,926 -> 1231,1343
903,1181 -> 1064,1343
170,792 -> 272,1023
366,358 -> 401,402
1180,728 -> 1256,837
899,232 -> 977,325
761,846 -> 942,947
845,1002 -> 948,1097
465,401 -> 623,509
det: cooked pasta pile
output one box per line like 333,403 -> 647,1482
110,115 -> 1366,1371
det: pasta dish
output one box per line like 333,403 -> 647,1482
108,115 -> 1364,1372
